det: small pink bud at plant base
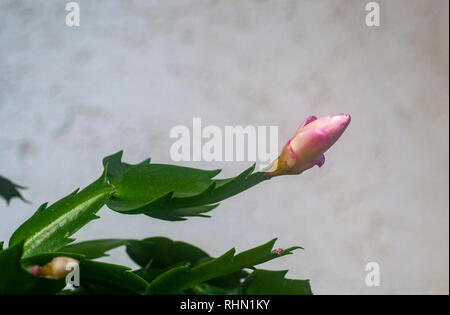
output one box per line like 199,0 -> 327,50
266,114 -> 351,177
271,248 -> 284,255
28,265 -> 41,276
40,257 -> 79,280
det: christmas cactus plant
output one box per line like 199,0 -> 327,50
0,114 -> 350,295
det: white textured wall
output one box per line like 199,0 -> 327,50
0,0 -> 448,294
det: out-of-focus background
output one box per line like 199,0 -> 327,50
0,0 -> 448,294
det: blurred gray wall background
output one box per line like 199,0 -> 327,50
0,0 -> 448,294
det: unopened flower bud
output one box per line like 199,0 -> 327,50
266,114 -> 351,177
28,265 -> 41,276
271,248 -> 284,255
40,256 -> 79,280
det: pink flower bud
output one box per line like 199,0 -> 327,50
266,114 -> 351,177
28,265 -> 41,277
40,257 -> 79,280
271,248 -> 284,255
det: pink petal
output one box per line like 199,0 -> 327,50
297,115 -> 317,131
301,154 -> 326,172
315,154 -> 325,167
29,265 -> 41,276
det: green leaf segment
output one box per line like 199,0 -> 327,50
144,238 -> 302,294
103,151 -> 269,221
0,175 -> 27,205
242,269 -> 313,295
9,169 -> 113,258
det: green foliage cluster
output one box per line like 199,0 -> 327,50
0,151 -> 312,295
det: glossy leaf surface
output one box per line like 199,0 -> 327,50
9,171 -> 114,258
243,269 -> 312,295
146,239 -> 301,294
103,151 -> 268,221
